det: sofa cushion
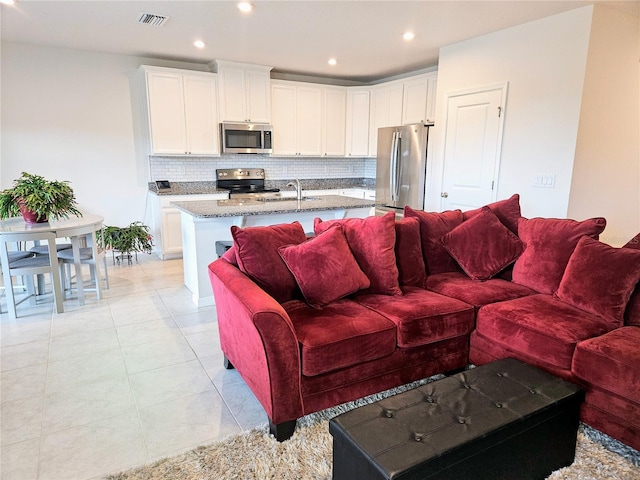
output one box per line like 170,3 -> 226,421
462,193 -> 521,234
475,294 -> 613,371
353,286 -> 474,348
395,217 -> 427,288
231,221 -> 307,303
427,272 -> 537,310
283,299 -> 397,377
442,207 -> 525,280
314,212 -> 401,296
556,237 -> 640,327
279,225 -> 370,309
512,216 -> 607,294
573,326 -> 640,403
404,206 -> 463,275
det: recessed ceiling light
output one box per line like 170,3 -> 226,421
328,58 -> 337,66
194,40 -> 206,49
403,32 -> 415,41
237,2 -> 254,13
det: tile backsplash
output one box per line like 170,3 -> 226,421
149,155 -> 377,182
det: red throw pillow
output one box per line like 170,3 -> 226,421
404,206 -> 463,275
442,207 -> 525,280
556,236 -> 640,327
462,194 -> 522,234
231,221 -> 307,303
279,225 -> 370,309
395,217 -> 427,288
512,216 -> 607,294
314,212 -> 401,296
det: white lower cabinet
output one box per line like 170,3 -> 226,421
150,193 -> 228,259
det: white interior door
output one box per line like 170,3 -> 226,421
440,83 -> 507,211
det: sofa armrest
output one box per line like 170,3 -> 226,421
208,259 -> 304,423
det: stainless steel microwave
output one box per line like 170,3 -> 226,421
220,123 -> 273,154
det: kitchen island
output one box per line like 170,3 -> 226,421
171,195 -> 379,306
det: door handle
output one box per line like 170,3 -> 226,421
441,192 -> 449,198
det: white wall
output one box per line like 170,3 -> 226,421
0,43 -> 209,226
428,7 -> 594,218
567,5 -> 640,246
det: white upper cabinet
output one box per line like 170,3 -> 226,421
142,66 -> 219,156
216,60 -> 272,123
368,71 -> 438,156
271,80 -> 344,157
296,85 -> 323,156
322,87 -> 347,157
402,72 -> 438,125
346,89 -> 371,157
271,83 -> 297,156
369,82 -> 403,155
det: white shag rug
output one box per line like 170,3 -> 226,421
106,380 -> 640,480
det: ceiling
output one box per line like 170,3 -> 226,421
2,1 -> 638,83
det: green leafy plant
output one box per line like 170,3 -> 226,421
98,222 -> 153,256
0,171 -> 81,222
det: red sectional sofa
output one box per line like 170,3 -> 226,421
208,194 -> 640,449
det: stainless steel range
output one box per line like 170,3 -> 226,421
216,168 -> 281,199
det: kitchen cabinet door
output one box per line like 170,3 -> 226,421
402,73 -> 437,125
322,87 -> 346,156
271,81 -> 322,156
183,75 -> 219,155
146,71 -> 188,155
144,67 -> 219,156
402,75 -> 429,125
245,69 -> 272,123
369,83 -> 403,155
217,60 -> 272,123
271,83 -> 297,156
296,86 -> 323,156
218,66 -> 247,122
346,89 -> 371,157
425,75 -> 437,124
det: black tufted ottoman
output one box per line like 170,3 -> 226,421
329,358 -> 584,480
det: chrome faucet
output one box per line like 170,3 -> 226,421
286,179 -> 302,200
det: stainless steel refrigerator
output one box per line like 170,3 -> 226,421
375,123 -> 430,215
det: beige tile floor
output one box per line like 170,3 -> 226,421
1,255 -> 267,480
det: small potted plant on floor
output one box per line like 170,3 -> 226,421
98,222 -> 153,264
0,171 -> 82,223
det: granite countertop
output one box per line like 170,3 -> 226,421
171,195 -> 380,218
148,179 -> 375,196
148,182 -> 229,196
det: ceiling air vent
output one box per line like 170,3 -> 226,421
137,12 -> 169,27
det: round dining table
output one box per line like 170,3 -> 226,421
0,214 -> 105,307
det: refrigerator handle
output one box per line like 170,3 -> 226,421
390,132 -> 399,202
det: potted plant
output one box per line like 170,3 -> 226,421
98,222 -> 153,264
0,171 -> 81,223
